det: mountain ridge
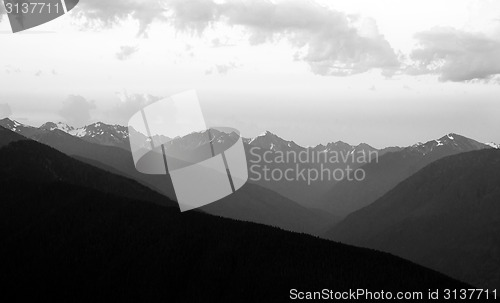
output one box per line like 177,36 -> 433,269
326,149 -> 500,289
0,118 -> 402,153
0,124 -> 335,235
317,132 -> 493,216
3,117 -> 498,154
0,138 -> 470,299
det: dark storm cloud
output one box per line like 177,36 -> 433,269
409,27 -> 500,82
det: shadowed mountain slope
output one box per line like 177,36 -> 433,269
0,126 -> 26,147
0,126 -> 336,235
320,133 -> 491,216
0,140 -> 172,207
0,178 -> 468,300
327,149 -> 500,289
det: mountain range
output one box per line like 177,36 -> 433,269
317,133 -> 495,216
40,121 -> 131,150
0,127 -> 469,300
0,119 -> 337,234
2,118 -> 498,216
2,117 -> 499,289
326,149 -> 500,289
2,118 -> 403,158
0,119 -> 396,209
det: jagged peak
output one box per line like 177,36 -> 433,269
355,143 -> 376,150
40,122 -> 74,132
438,133 -> 461,141
485,142 -> 500,149
0,118 -> 32,130
85,121 -> 112,128
0,117 -> 21,125
249,130 -> 282,143
257,130 -> 277,137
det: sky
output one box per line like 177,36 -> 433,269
1,0 -> 500,148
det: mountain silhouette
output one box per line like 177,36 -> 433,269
319,133 -> 492,217
245,131 -> 382,207
0,139 -> 171,206
202,182 -> 335,234
0,118 -> 39,137
0,124 -> 335,234
69,122 -> 131,150
0,125 -> 26,147
326,149 -> 500,289
0,136 -> 469,300
1,119 -> 178,200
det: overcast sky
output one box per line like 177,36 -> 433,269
1,0 -> 500,148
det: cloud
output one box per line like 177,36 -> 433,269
74,0 -> 167,36
167,0 -> 399,76
0,103 -> 12,119
166,0 -> 219,33
116,45 -> 139,60
109,92 -> 162,124
206,62 -> 239,75
60,95 -> 96,127
5,65 -> 21,74
409,27 -> 500,82
71,0 -> 399,76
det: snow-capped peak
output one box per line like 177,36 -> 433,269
408,133 -> 488,156
69,128 -> 88,138
255,130 -> 276,138
0,118 -> 34,133
40,122 -> 75,133
68,122 -> 129,139
249,131 -> 277,145
248,131 -> 301,152
485,142 -> 500,149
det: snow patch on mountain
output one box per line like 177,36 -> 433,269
40,122 -> 75,133
485,142 -> 500,149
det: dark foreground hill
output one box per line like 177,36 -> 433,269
0,140 -> 172,207
201,182 -> 335,235
0,126 -> 26,147
7,125 -> 336,235
0,141 -> 469,301
327,149 -> 500,289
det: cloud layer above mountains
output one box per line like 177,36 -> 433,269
0,103 -> 12,119
75,0 -> 399,76
409,27 -> 500,82
60,95 -> 96,127
2,0 -> 500,82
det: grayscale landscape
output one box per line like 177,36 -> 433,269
1,0 -> 500,301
